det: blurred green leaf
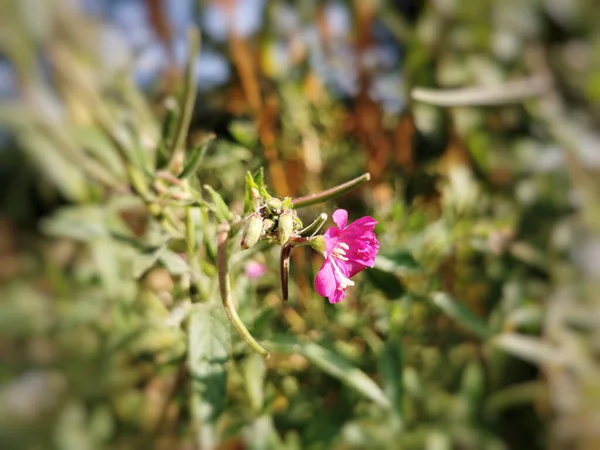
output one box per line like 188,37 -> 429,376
378,337 -> 404,420
41,206 -> 107,241
365,268 -> 405,300
203,185 -> 233,222
188,302 -> 230,444
375,250 -> 421,273
132,243 -> 167,279
431,292 -> 491,339
159,250 -> 189,275
267,337 -> 391,409
178,136 -> 214,179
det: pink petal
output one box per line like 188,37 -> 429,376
244,260 -> 267,279
332,209 -> 348,230
323,226 -> 341,255
342,216 -> 377,238
315,259 -> 337,298
328,285 -> 346,303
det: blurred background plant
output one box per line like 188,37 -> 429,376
1,0 -> 599,449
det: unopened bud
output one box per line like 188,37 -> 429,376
308,235 -> 326,256
250,187 -> 261,210
266,198 -> 283,214
278,210 -> 295,246
241,213 -> 263,249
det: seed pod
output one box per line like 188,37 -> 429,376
278,210 -> 295,246
241,213 -> 264,249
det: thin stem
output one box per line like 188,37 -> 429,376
291,173 -> 371,208
217,222 -> 270,358
167,27 -> 201,174
411,75 -> 551,107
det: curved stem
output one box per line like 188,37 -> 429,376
217,222 -> 270,358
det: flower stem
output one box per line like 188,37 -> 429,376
291,173 -> 371,208
217,222 -> 270,358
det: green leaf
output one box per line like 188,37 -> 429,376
159,249 -> 189,275
242,353 -> 267,413
244,171 -> 260,215
365,268 -> 405,300
178,136 -> 214,179
41,206 -> 108,241
254,167 -> 265,190
431,292 -> 491,339
375,250 -> 421,273
188,302 -> 230,439
203,185 -> 233,222
132,244 -> 167,279
378,337 -> 404,419
267,337 -> 391,409
20,130 -> 88,202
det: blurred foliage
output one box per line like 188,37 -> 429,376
1,0 -> 600,449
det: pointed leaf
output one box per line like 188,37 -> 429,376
267,337 -> 391,409
188,302 -> 230,440
431,292 -> 491,339
203,185 -> 233,222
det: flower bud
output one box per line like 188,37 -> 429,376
308,235 -> 326,256
278,210 -> 295,246
250,187 -> 261,210
241,213 -> 264,249
266,198 -> 283,214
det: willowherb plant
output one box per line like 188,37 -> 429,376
218,169 -> 379,357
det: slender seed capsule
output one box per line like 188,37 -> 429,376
241,213 -> 264,249
278,210 -> 295,246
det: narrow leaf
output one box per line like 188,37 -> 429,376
431,292 -> 491,339
178,135 -> 214,179
203,185 -> 232,222
267,337 -> 391,409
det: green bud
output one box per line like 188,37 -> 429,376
266,198 -> 283,214
308,235 -> 326,256
250,187 -> 261,209
241,213 -> 264,249
278,210 -> 295,246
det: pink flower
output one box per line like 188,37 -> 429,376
244,260 -> 267,280
315,209 -> 379,303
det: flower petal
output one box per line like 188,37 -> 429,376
315,259 -> 337,298
332,209 -> 348,230
323,226 -> 341,256
328,285 -> 346,304
342,216 -> 377,238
